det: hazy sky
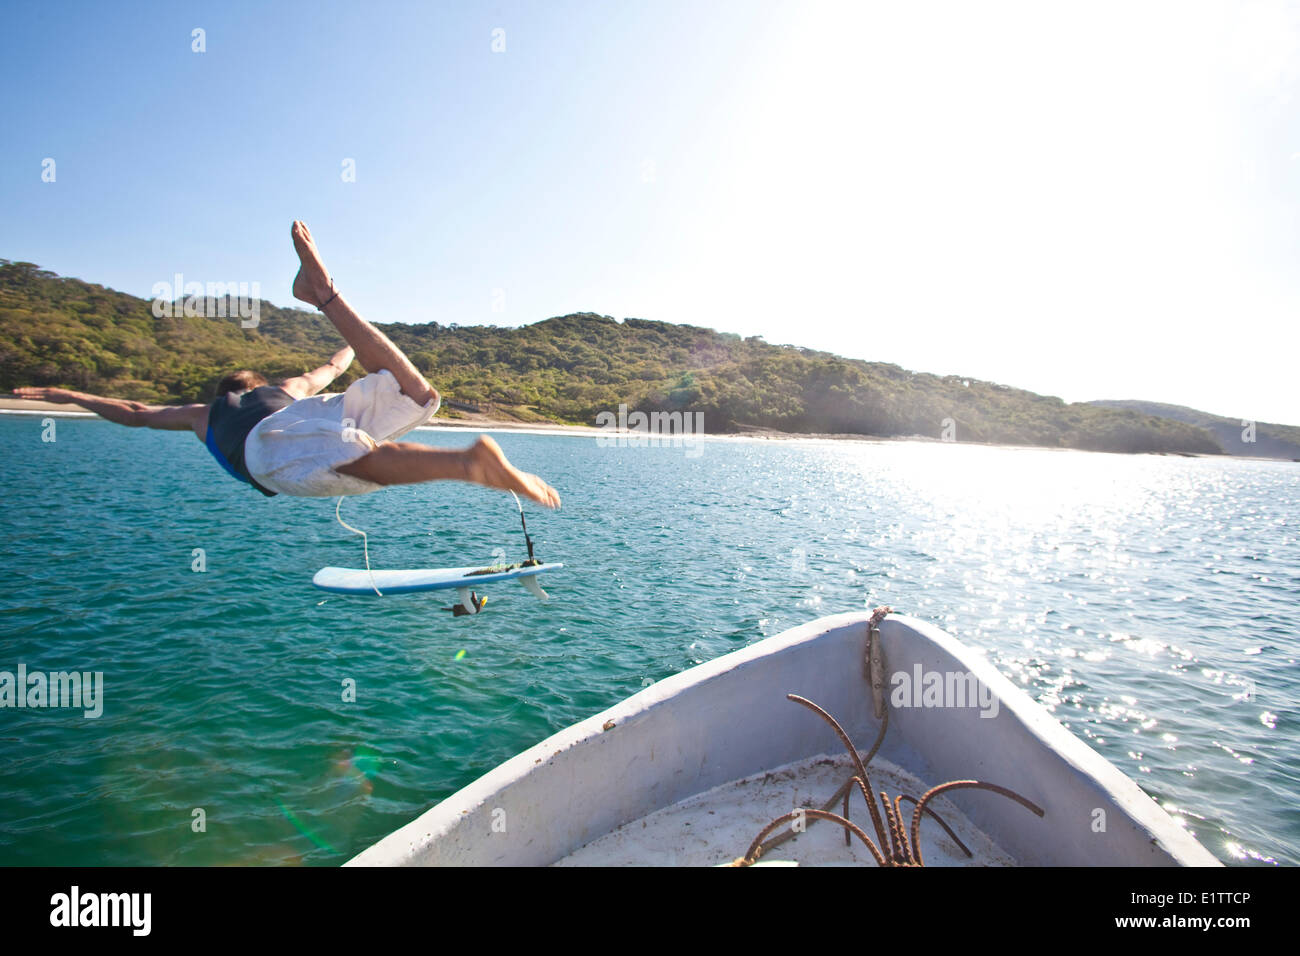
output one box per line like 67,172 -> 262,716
2,0 -> 1297,424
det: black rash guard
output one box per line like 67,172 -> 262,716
204,385 -> 295,496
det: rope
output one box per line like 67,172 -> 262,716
748,607 -> 892,857
734,606 -> 1045,867
334,496 -> 382,596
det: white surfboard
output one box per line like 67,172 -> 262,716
312,562 -> 563,613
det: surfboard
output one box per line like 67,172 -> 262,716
312,562 -> 563,613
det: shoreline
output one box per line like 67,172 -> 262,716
1,396 -> 1294,462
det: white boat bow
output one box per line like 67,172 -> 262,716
347,611 -> 1220,867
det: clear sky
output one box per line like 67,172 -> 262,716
2,0 -> 1297,424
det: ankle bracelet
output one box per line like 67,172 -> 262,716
319,281 -> 340,311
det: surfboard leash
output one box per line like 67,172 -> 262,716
334,496 -> 383,596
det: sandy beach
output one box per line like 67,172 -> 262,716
0,395 -> 898,444
0,395 -> 604,434
0,394 -> 912,450
4,395 -> 1293,459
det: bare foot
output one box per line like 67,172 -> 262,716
291,221 -> 334,307
465,436 -> 561,509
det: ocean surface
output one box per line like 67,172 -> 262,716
0,414 -> 1295,866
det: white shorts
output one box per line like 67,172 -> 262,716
244,370 -> 439,497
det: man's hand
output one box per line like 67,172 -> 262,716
14,387 -> 79,403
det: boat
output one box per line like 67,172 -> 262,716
347,610 -> 1221,866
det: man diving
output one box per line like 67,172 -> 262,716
15,222 -> 561,509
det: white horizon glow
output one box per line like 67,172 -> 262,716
559,0 -> 1300,423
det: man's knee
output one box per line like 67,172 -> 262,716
338,444 -> 401,484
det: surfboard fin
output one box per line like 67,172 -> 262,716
443,588 -> 486,616
519,575 -> 549,602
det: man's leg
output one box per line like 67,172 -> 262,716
290,221 -> 436,407
335,435 -> 561,509
288,222 -> 558,509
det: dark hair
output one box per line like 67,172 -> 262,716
216,370 -> 268,396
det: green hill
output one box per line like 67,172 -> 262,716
0,258 -> 1230,456
1090,400 -> 1300,460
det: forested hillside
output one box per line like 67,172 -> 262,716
0,259 -> 1228,455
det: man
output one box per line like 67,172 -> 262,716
16,222 -> 561,509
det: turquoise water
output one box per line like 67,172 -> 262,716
0,415 -> 1295,866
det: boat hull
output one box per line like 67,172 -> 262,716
347,612 -> 1220,866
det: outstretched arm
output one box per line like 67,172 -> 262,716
279,345 -> 355,399
14,387 -> 208,438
